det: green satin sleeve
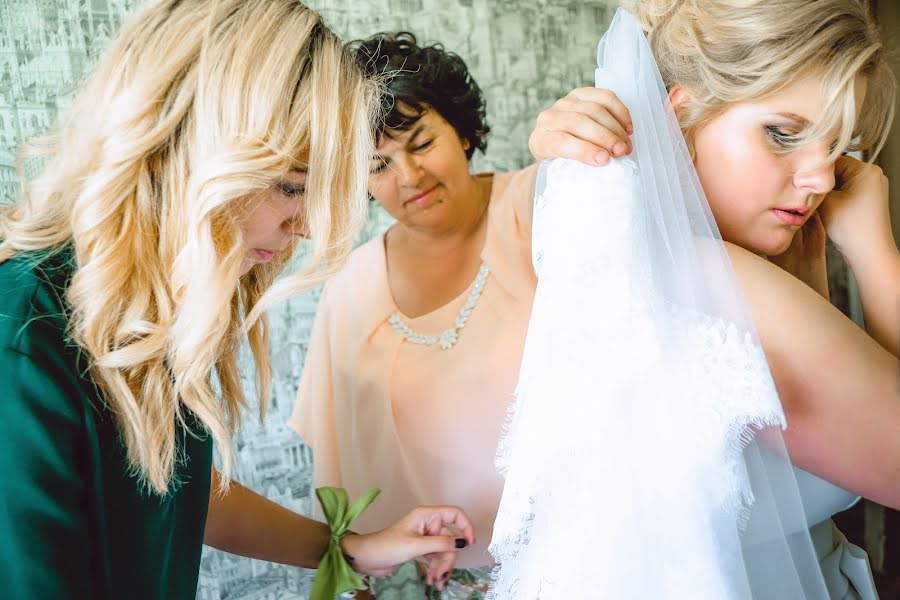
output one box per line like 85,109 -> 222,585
0,342 -> 96,599
0,251 -> 212,600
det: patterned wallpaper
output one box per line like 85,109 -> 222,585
0,1 -> 617,598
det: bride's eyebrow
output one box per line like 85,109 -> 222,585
771,112 -> 810,127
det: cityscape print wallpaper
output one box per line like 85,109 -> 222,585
0,1 -> 616,597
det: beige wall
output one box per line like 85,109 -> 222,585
876,0 -> 899,245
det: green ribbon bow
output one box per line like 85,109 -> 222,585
309,486 -> 381,600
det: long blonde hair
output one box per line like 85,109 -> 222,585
625,0 -> 895,161
0,0 -> 379,494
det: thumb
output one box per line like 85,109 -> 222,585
410,534 -> 469,557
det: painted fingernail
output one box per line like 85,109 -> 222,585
595,151 -> 609,165
613,142 -> 627,156
455,538 -> 467,549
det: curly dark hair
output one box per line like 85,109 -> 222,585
349,32 -> 490,160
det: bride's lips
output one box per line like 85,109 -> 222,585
771,207 -> 807,227
405,185 -> 438,207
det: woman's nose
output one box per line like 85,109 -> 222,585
793,145 -> 837,196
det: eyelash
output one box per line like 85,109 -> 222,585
279,183 -> 306,197
765,126 -> 796,148
766,126 -> 841,155
412,140 -> 433,152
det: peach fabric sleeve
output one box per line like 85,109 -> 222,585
481,164 -> 540,300
288,284 -> 344,489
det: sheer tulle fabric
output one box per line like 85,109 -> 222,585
488,9 -> 829,599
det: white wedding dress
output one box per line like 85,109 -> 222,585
488,9 -> 869,599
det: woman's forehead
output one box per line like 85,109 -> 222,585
377,114 -> 442,150
736,75 -> 865,129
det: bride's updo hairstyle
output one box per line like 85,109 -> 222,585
625,0 -> 895,162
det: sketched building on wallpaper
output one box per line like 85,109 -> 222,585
0,0 -> 141,195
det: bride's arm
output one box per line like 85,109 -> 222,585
727,242 -> 900,509
819,156 -> 900,357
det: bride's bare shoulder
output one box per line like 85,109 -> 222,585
723,241 -> 804,295
723,241 -> 770,270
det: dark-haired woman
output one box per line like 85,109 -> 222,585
289,32 -> 631,597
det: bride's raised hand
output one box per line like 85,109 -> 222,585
819,155 -> 894,263
528,87 -> 633,166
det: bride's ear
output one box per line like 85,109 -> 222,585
667,86 -> 693,119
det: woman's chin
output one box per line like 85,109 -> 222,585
730,232 -> 794,258
756,239 -> 793,258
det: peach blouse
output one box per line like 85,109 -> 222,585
290,166 -> 538,567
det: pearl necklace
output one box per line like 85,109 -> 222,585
388,264 -> 490,350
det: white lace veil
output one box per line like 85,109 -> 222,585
488,9 -> 829,599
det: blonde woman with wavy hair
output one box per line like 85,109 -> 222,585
0,1 -> 475,598
518,0 -> 898,596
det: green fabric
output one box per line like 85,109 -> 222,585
310,486 -> 380,600
0,250 -> 213,600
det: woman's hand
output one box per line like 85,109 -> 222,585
818,155 -> 900,355
340,505 -> 474,591
819,155 -> 894,262
529,87 -> 634,166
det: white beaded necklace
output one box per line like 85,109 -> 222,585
388,264 -> 490,350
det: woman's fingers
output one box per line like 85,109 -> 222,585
422,525 -> 459,590
422,549 -> 457,591
568,86 -> 634,134
343,506 -> 472,581
530,88 -> 634,164
529,129 -> 611,166
408,505 -> 475,546
553,105 -> 631,153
